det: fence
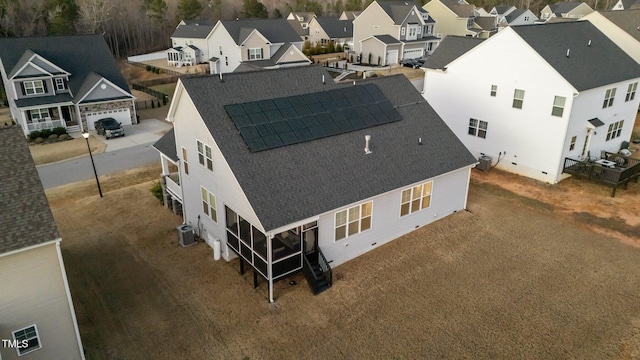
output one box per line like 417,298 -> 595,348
133,76 -> 181,87
128,61 -> 183,76
135,99 -> 165,110
127,51 -> 166,62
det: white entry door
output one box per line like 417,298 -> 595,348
86,108 -> 132,130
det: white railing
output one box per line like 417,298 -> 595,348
165,173 -> 182,201
127,51 -> 167,62
27,119 -> 64,132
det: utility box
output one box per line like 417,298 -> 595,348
477,155 -> 492,172
177,224 -> 195,247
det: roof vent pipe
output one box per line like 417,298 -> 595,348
566,48 -> 570,57
588,40 -> 591,46
364,135 -> 372,154
219,72 -> 223,82
322,74 -> 325,84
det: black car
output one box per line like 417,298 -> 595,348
402,58 -> 421,69
94,118 -> 125,139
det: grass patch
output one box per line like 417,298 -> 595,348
150,83 -> 177,99
572,212 -> 640,238
472,180 -> 555,212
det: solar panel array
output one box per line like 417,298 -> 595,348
224,83 -> 402,152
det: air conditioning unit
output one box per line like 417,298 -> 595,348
177,224 -> 195,247
477,155 -> 492,172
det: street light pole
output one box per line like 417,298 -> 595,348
82,132 -> 103,198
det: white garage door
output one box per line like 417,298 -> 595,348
403,48 -> 424,60
86,108 -> 132,130
386,50 -> 398,65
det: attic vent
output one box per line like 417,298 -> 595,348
566,48 -> 570,57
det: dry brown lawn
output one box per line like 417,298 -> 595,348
47,163 -> 640,359
29,135 -> 105,165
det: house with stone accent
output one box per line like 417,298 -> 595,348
0,126 -> 84,359
207,19 -> 311,74
353,0 -> 440,65
153,65 -> 476,301
423,22 -> 640,185
0,35 -> 136,137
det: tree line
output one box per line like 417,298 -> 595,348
0,0 -> 611,58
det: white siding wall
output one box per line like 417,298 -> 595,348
207,26 -> 242,73
317,167 -> 472,268
172,37 -> 210,63
423,28 -> 576,183
171,89 -> 261,261
0,243 -> 83,360
353,3 -> 398,54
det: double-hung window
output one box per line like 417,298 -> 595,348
468,118 -> 488,138
606,120 -> 624,141
335,201 -> 372,241
569,136 -> 577,151
248,48 -> 263,60
490,85 -> 497,97
181,147 -> 189,175
196,140 -> 213,171
400,181 -> 433,217
551,96 -> 566,117
55,78 -> 65,91
29,108 -> 50,122
625,82 -> 637,102
12,325 -> 41,355
23,80 -> 45,95
201,187 -> 217,222
603,88 -> 616,108
512,89 -> 525,109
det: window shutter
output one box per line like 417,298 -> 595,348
260,48 -> 263,59
247,49 -> 250,59
42,80 -> 47,93
27,110 -> 32,121
20,82 -> 25,95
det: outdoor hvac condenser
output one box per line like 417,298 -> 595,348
177,224 -> 195,247
477,155 -> 492,172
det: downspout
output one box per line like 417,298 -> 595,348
267,234 -> 274,303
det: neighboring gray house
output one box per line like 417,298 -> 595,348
167,20 -> 215,66
540,2 -> 594,21
154,66 -> 477,302
0,126 -> 84,360
611,0 -> 640,10
0,35 -> 136,137
308,17 -> 354,49
353,0 -> 440,65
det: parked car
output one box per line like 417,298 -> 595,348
402,58 -> 421,69
94,118 -> 125,139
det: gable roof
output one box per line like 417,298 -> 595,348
0,127 -> 60,255
474,16 -> 497,31
178,66 -> 476,231
377,0 -> 428,24
220,19 -> 302,45
616,0 -> 640,9
440,0 -> 476,17
548,1 -> 590,13
423,35 -> 484,69
512,22 -> 640,91
242,43 -> 311,68
492,5 -> 516,15
153,128 -> 178,162
505,9 -> 528,22
172,23 -> 215,38
0,35 -> 131,98
598,9 -> 640,41
313,17 -> 354,38
340,11 -> 363,19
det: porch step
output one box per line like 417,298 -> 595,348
309,261 -> 330,295
66,125 -> 81,133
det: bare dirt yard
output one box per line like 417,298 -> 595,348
48,159 -> 640,359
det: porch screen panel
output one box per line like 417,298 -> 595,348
272,255 -> 303,280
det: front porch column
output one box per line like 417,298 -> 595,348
57,105 -> 63,123
160,155 -> 170,175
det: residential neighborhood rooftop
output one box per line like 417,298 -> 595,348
152,128 -> 178,162
220,19 -> 303,45
313,17 -> 354,38
174,66 -> 476,231
377,0 -> 431,24
597,9 -> 640,41
0,126 -> 60,254
423,35 -> 484,69
171,23 -> 215,38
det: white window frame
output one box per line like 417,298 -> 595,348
606,120 -> 624,141
23,80 -> 45,95
625,82 -> 637,102
181,147 -> 189,175
12,324 -> 41,356
513,89 -> 525,109
201,187 -> 217,222
55,78 -> 65,91
29,108 -> 50,122
603,88 -> 616,108
249,48 -> 263,60
468,118 -> 488,138
400,181 -> 433,217
334,201 -> 372,241
196,140 -> 213,171
490,84 -> 497,97
569,135 -> 577,151
551,96 -> 566,117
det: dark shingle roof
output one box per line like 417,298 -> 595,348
377,0 -> 427,24
617,0 -> 640,9
598,9 -> 640,41
172,23 -> 214,38
153,128 -> 178,162
474,16 -> 497,30
493,5 -> 515,15
423,35 -> 484,69
314,17 -> 354,38
505,9 -> 527,22
371,34 -> 402,44
549,1 -> 587,13
513,22 -> 640,91
180,66 -> 476,231
0,35 -> 131,99
221,19 -> 302,45
0,127 -> 60,254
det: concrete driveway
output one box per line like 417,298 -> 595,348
90,118 -> 172,152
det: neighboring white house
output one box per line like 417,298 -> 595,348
0,126 -> 84,360
611,0 -> 640,10
166,20 -> 215,66
353,0 -> 440,65
207,19 -> 310,74
154,66 -> 477,302
581,10 -> 640,64
540,2 -> 594,21
0,35 -> 136,136
423,22 -> 640,184
490,6 -> 538,28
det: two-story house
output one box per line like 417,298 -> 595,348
540,2 -> 594,21
207,19 -> 311,74
490,5 -> 538,28
353,0 -> 440,65
308,17 -> 354,49
154,66 -> 476,301
0,35 -> 136,137
339,11 -> 362,20
0,126 -> 84,360
423,0 -> 493,38
611,0 -> 640,10
166,19 -> 215,66
423,22 -> 640,184
582,10 -> 640,64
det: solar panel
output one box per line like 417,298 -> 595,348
224,83 -> 402,152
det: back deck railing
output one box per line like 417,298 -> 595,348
563,156 -> 640,196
